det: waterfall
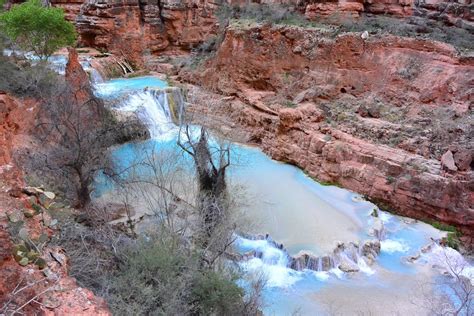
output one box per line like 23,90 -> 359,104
115,88 -> 185,140
81,60 -> 104,84
235,236 -> 301,288
237,234 -> 379,279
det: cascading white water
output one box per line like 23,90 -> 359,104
236,236 -> 303,287
116,89 -> 179,140
81,60 -> 104,84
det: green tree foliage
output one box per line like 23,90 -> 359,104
0,0 -> 76,59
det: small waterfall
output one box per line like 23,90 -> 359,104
238,234 -> 380,277
81,60 -> 104,84
115,88 -> 185,140
90,68 -> 105,84
47,55 -> 68,75
112,56 -> 134,74
235,235 -> 301,288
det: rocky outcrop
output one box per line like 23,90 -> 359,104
0,93 -> 110,314
301,0 -> 414,18
45,0 -> 473,65
414,0 -> 474,30
0,94 -> 36,187
67,0 -> 223,65
50,0 -> 86,21
66,47 -> 94,104
187,24 -> 473,113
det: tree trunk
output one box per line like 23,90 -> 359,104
75,169 -> 91,209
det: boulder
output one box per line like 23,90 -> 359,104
293,88 -> 317,104
362,239 -> 381,257
441,150 -> 458,172
368,103 -> 381,118
453,149 -> 472,171
338,257 -> 360,273
421,242 -> 435,253
320,255 -> 334,271
278,108 -> 303,132
357,104 -> 369,117
364,253 -> 376,265
407,252 -> 421,263
369,218 -> 385,239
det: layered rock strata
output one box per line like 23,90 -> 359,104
44,0 -> 473,65
178,25 -> 473,238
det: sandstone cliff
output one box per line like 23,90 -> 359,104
45,0 -> 473,65
179,24 -> 473,240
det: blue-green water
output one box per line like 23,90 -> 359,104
94,76 -> 168,99
92,75 -> 471,315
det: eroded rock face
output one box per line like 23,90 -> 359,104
45,0 -> 473,66
65,0 -> 223,65
0,93 -> 110,315
414,0 -> 474,30
189,24 -> 473,113
49,0 -> 86,21
301,0 -> 413,18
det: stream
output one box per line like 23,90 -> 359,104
90,74 -> 472,314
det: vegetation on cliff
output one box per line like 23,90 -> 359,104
0,0 -> 76,59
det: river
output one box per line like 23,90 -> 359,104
91,75 -> 472,315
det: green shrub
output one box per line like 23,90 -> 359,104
445,232 -> 460,250
430,221 -> 462,250
192,270 -> 244,315
284,100 -> 296,108
430,221 -> 458,233
218,3 -> 312,27
106,236 -> 249,315
0,0 -> 76,59
0,54 -> 59,97
371,207 -> 379,217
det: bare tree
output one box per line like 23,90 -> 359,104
109,140 -> 243,268
109,145 -> 196,235
33,80 -> 113,208
414,247 -> 473,316
177,125 -> 231,249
